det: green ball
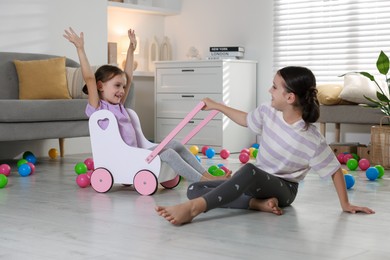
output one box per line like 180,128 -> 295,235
346,158 -> 358,171
208,165 -> 218,174
375,165 -> 385,178
0,174 -> 8,188
17,159 -> 28,168
74,162 -> 88,175
351,153 -> 359,161
211,168 -> 225,176
252,149 -> 258,158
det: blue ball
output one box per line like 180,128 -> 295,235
25,154 -> 37,164
251,143 -> 260,149
344,174 -> 355,189
18,164 -> 31,177
205,148 -> 216,159
195,155 -> 201,162
366,167 -> 379,181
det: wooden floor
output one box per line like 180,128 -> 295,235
0,152 -> 389,260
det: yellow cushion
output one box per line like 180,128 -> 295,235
317,84 -> 354,105
14,57 -> 71,99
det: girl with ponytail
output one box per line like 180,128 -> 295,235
156,66 -> 374,226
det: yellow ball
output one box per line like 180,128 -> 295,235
48,148 -> 59,159
342,168 -> 348,175
249,147 -> 256,157
189,145 -> 199,155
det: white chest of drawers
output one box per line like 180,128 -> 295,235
154,60 -> 257,153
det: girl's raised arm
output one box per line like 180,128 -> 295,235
122,29 -> 137,105
63,27 -> 100,108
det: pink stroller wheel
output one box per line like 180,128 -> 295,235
91,168 -> 113,193
160,175 -> 181,189
133,170 -> 158,196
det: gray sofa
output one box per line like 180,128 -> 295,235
0,52 -> 89,156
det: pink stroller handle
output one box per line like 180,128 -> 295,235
145,101 -> 218,163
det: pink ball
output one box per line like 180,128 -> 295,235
220,166 -> 230,174
241,148 -> 250,155
84,158 -> 94,171
239,152 -> 250,163
86,170 -> 93,179
336,153 -> 345,164
220,149 -> 230,159
343,154 -> 353,164
0,164 -> 11,177
201,146 -> 210,155
27,162 -> 35,175
358,158 -> 370,171
76,174 -> 91,188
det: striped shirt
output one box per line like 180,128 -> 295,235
247,103 -> 340,183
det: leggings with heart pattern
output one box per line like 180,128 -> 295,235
187,163 -> 299,210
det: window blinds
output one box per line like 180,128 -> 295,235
273,0 -> 390,84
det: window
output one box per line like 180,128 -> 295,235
273,0 -> 390,84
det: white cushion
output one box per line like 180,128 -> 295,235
339,74 -> 389,105
66,66 -> 99,99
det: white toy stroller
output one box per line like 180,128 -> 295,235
88,101 -> 218,195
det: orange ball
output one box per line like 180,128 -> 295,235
189,145 -> 199,155
48,148 -> 59,159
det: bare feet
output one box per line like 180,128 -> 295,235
155,198 -> 207,225
249,197 -> 283,215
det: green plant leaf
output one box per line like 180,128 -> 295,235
377,51 -> 390,75
377,91 -> 390,102
359,71 -> 375,81
364,95 -> 382,107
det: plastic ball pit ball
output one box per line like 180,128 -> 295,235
239,152 -> 250,163
0,174 -> 8,188
358,158 -> 370,171
76,174 -> 91,188
341,168 -> 348,175
22,151 -> 34,159
220,166 -> 230,174
346,158 -> 358,171
249,147 -> 256,157
336,153 -> 345,164
17,159 -> 28,168
83,158 -> 94,171
344,174 -> 355,189
74,162 -> 88,175
342,154 -> 353,164
211,168 -> 225,176
252,149 -> 258,158
208,165 -> 219,174
195,155 -> 201,163
27,162 -> 36,175
189,145 -> 199,155
206,148 -> 216,159
18,163 -> 31,177
220,149 -> 230,159
48,148 -> 59,159
201,146 -> 210,155
241,148 -> 250,155
366,167 -> 379,181
24,154 -> 37,164
251,143 -> 260,149
0,164 -> 11,177
375,165 -> 385,178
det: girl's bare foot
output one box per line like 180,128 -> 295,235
155,197 -> 207,225
249,197 -> 283,215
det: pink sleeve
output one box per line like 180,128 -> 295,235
85,103 -> 98,117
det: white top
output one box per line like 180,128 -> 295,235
247,103 -> 340,183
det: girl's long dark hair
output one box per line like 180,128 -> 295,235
278,66 -> 319,129
82,65 -> 125,95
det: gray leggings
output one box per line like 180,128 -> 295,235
156,140 -> 206,183
187,163 -> 298,210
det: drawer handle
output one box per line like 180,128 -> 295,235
181,69 -> 195,72
181,95 -> 195,98
189,121 -> 194,124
